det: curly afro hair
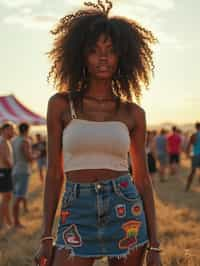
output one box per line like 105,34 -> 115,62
47,0 -> 157,102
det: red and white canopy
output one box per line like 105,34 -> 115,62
0,94 -> 46,125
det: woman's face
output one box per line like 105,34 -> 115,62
85,34 -> 118,80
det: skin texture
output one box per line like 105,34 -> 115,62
0,125 -> 14,228
35,134 -> 46,183
35,34 -> 162,266
86,35 -> 118,81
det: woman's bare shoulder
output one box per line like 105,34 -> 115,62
124,102 -> 145,123
47,92 -> 73,130
48,92 -> 69,110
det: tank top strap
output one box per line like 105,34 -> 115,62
68,94 -> 77,119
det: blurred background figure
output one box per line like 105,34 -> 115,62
12,122 -> 36,228
167,126 -> 182,176
33,134 -> 47,183
181,131 -> 190,154
155,128 -> 168,182
0,122 -> 15,229
185,122 -> 200,191
146,130 -> 157,186
0,126 -> 2,141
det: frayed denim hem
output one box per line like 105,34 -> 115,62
54,244 -> 75,259
107,240 -> 149,260
54,240 -> 149,260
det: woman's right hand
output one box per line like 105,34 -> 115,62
34,240 -> 54,266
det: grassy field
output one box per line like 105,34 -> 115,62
0,160 -> 200,266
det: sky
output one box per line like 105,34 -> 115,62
0,0 -> 200,126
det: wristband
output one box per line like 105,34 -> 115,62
40,236 -> 54,243
147,246 -> 162,252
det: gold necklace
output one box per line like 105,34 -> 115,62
83,95 -> 116,103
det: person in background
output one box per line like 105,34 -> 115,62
146,130 -> 157,187
34,133 -> 47,183
167,126 -> 182,176
181,131 -> 190,154
0,126 -> 2,141
185,122 -> 200,191
12,122 -> 36,228
0,122 -> 14,228
155,129 -> 168,182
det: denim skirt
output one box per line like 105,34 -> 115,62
55,174 -> 149,258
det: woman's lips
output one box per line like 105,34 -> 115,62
96,65 -> 110,71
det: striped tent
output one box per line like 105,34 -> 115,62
0,94 -> 46,125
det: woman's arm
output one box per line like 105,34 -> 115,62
129,105 -> 159,246
41,94 -> 65,237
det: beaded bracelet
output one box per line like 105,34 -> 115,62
147,246 -> 162,252
40,236 -> 54,243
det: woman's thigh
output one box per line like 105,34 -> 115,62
108,245 -> 147,266
52,248 -> 95,266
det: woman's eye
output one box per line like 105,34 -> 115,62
88,47 -> 116,55
90,48 -> 97,54
109,48 -> 115,53
107,47 -> 117,55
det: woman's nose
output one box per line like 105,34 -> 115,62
98,50 -> 109,59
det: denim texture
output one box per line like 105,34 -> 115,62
12,173 -> 30,198
55,174 -> 149,258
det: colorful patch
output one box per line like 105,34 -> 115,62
131,203 -> 142,216
61,210 -> 70,224
63,224 -> 82,247
62,196 -> 70,209
40,256 -> 47,266
115,204 -> 126,218
119,181 -> 129,188
119,220 -> 141,249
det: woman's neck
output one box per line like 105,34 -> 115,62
85,79 -> 114,99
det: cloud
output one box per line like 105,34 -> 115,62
0,0 -> 41,8
156,31 -> 183,49
140,0 -> 174,10
21,7 -> 32,14
2,0 -> 181,50
111,0 -> 181,50
3,13 -> 57,30
63,0 -> 83,7
111,2 -> 165,38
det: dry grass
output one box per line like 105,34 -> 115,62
0,160 -> 200,266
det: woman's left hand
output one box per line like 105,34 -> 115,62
146,250 -> 162,266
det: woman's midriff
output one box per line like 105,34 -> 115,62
66,169 -> 129,182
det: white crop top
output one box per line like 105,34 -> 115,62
62,97 -> 131,172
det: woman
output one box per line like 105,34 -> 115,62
35,1 -> 162,265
